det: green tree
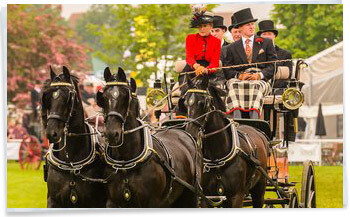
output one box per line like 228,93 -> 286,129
271,4 -> 343,58
81,4 -> 217,85
75,5 -> 117,51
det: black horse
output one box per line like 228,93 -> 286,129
41,66 -> 106,207
184,76 -> 269,208
96,67 -> 201,207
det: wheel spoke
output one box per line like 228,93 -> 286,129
307,191 -> 315,208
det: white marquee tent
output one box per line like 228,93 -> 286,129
298,41 -> 343,139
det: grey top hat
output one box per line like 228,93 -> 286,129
257,20 -> 278,36
232,8 -> 258,28
213,15 -> 227,31
228,16 -> 238,32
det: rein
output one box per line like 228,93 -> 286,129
179,59 -> 294,75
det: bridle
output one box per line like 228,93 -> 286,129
47,82 -> 76,124
185,88 -> 214,130
46,81 -> 77,150
102,81 -> 132,148
185,88 -> 236,140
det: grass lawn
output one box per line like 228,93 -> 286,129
6,161 -> 343,208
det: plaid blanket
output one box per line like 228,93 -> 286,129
225,78 -> 272,114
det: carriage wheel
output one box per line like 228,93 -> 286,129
19,135 -> 42,170
286,187 -> 299,208
301,160 -> 316,208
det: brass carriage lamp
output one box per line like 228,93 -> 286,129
281,88 -> 304,110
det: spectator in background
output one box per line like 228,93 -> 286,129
7,119 -> 28,139
30,83 -> 41,119
81,81 -> 96,106
228,15 -> 242,42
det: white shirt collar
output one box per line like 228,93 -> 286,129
242,35 -> 254,49
242,35 -> 254,43
221,39 -> 224,47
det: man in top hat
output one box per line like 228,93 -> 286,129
228,16 -> 242,42
211,15 -> 230,86
258,20 -> 296,141
257,20 -> 293,88
211,15 -> 230,47
223,8 -> 277,119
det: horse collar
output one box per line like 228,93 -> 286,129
104,120 -> 155,170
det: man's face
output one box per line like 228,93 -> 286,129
198,23 -> 213,37
239,22 -> 255,37
85,85 -> 94,93
231,27 -> 241,42
211,28 -> 225,40
260,31 -> 276,42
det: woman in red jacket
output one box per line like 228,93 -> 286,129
176,7 -> 221,117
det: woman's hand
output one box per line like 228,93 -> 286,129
195,66 -> 207,76
193,63 -> 200,70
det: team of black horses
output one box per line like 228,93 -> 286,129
41,66 -> 270,208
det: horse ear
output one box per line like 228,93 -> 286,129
117,67 -> 127,82
187,76 -> 194,88
200,76 -> 209,90
62,66 -> 70,80
50,65 -> 56,80
96,91 -> 104,108
104,67 -> 113,82
130,78 -> 137,93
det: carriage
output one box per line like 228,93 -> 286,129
146,59 -> 316,208
41,62 -> 316,208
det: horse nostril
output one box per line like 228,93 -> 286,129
114,131 -> 120,139
53,131 -> 58,138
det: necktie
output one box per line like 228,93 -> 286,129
245,39 -> 252,63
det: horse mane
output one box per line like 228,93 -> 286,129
208,84 -> 226,112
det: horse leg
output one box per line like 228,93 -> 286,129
171,189 -> 197,208
47,196 -> 60,208
106,199 -> 118,208
250,177 -> 266,208
230,193 -> 245,208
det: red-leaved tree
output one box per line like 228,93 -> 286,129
7,4 -> 91,107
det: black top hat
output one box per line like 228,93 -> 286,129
212,15 -> 227,31
228,16 -> 238,32
232,8 -> 258,28
190,11 -> 214,28
257,20 -> 278,36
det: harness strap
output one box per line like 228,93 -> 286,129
151,147 -> 225,207
236,149 -> 288,199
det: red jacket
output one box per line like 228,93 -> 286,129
186,33 -> 221,74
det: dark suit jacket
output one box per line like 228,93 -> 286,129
275,45 -> 293,77
223,40 -> 231,47
223,35 -> 277,81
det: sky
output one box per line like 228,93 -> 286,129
61,4 -> 274,19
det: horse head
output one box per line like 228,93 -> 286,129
96,66 -> 132,146
42,66 -> 79,143
184,76 -> 212,137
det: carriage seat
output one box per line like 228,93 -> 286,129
274,66 -> 290,80
263,66 -> 290,105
